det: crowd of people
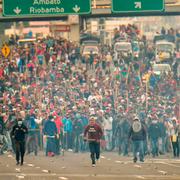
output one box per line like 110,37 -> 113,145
0,23 -> 179,165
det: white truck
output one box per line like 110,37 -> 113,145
155,41 -> 175,63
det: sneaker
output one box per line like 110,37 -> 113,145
139,159 -> 144,163
92,164 -> 96,167
16,162 -> 19,165
133,157 -> 137,163
20,162 -> 23,166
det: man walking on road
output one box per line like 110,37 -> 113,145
128,117 -> 146,163
84,116 -> 103,167
11,118 -> 28,165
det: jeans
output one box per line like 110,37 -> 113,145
118,137 -> 128,155
172,141 -> 179,157
151,138 -> 159,157
104,130 -> 113,150
15,140 -> 25,164
74,134 -> 84,152
132,140 -> 144,161
159,136 -> 166,154
4,131 -> 12,151
26,134 -> 38,155
89,142 -> 100,164
63,132 -> 73,150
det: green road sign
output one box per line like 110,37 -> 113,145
3,0 -> 91,17
112,0 -> 164,13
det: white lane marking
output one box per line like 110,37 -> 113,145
158,170 -> 167,175
1,173 -> 179,178
42,170 -> 49,173
16,175 -> 24,179
136,175 -> 146,179
160,161 -> 180,168
100,156 -> 106,159
59,177 -> 68,180
27,164 -> 34,167
15,168 -> 21,172
115,160 -> 122,163
134,165 -> 142,168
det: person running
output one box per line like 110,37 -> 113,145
83,116 -> 103,167
11,118 -> 28,165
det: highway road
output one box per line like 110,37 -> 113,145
1,151 -> 180,180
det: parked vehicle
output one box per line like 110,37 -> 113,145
152,63 -> 172,75
155,41 -> 175,63
17,38 -> 36,47
114,41 -> 132,59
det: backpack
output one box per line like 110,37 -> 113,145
132,121 -> 142,133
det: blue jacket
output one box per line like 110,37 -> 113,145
43,120 -> 57,136
62,117 -> 73,132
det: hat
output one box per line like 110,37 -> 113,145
134,116 -> 139,121
90,116 -> 96,120
49,115 -> 54,120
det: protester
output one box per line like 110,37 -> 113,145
128,117 -> 146,163
84,116 -> 103,167
11,118 -> 28,165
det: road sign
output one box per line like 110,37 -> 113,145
3,0 -> 91,17
1,44 -> 10,58
112,0 -> 164,13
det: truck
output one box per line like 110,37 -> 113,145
153,34 -> 176,64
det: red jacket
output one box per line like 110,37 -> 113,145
84,123 -> 103,142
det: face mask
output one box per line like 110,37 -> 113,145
18,121 -> 23,126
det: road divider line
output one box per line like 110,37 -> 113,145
158,170 -> 167,175
27,164 -> 34,167
42,170 -> 49,173
160,161 -> 180,168
0,173 -> 180,178
134,165 -> 142,168
136,175 -> 146,179
59,177 -> 68,180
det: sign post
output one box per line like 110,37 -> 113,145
3,0 -> 91,17
112,0 -> 164,13
1,44 -> 10,58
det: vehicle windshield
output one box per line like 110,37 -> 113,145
83,46 -> 98,54
18,39 -> 36,47
153,65 -> 170,72
114,43 -> 131,51
156,44 -> 173,52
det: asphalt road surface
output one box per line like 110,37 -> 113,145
1,151 -> 180,180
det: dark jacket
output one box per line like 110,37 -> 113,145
148,122 -> 160,140
128,121 -> 146,141
158,122 -> 167,137
115,120 -> 130,139
43,120 -> 57,136
0,117 -> 5,135
12,124 -> 28,141
84,123 -> 103,142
